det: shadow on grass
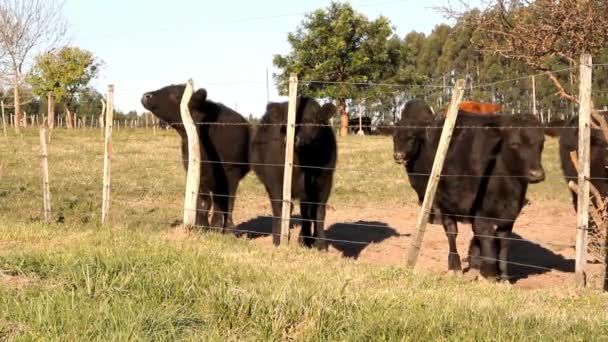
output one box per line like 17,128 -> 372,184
508,232 -> 575,282
235,215 -> 301,239
235,218 -> 404,259
326,221 -> 404,259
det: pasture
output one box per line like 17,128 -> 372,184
1,128 -> 607,340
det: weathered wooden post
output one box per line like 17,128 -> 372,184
357,103 -> 365,136
406,79 -> 466,267
101,85 -> 115,225
180,79 -> 201,229
48,92 -> 55,129
1,100 -> 6,138
39,125 -> 51,222
532,75 -> 537,118
575,54 -> 592,288
279,73 -> 298,245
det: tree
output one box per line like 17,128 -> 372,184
0,0 -> 67,133
273,2 -> 394,136
28,47 -> 100,129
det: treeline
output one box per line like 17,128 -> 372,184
274,3 -> 608,127
0,87 -> 139,122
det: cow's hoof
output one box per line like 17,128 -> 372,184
463,269 -> 480,281
314,240 -> 329,252
298,236 -> 314,248
446,270 -> 463,278
447,257 -> 462,272
477,275 -> 498,284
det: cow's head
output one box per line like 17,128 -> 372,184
499,116 -> 546,183
392,119 -> 428,166
141,84 -> 207,125
295,99 -> 336,149
265,97 -> 335,149
393,100 -> 434,166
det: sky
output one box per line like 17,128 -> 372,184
64,0 -> 466,116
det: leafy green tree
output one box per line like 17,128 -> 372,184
28,47 -> 101,128
273,1 -> 394,136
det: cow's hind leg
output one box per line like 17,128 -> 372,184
269,188 -> 283,247
496,226 -> 513,282
468,237 -> 482,270
195,190 -> 212,231
209,195 -> 226,234
299,202 -> 313,248
442,216 -> 462,272
473,219 -> 499,280
313,203 -> 328,251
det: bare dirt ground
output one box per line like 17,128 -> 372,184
227,201 -> 604,290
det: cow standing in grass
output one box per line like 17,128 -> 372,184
546,112 -> 608,258
141,85 -> 249,233
393,100 -> 546,281
250,97 -> 337,249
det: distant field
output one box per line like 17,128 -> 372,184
1,128 -> 606,340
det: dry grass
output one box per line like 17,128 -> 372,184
0,128 -> 603,340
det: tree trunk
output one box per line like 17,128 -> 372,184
66,106 -> 74,129
339,98 -> 348,137
13,83 -> 21,134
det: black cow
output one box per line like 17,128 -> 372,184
393,100 -> 546,280
141,85 -> 249,233
348,117 -> 372,135
547,113 -> 608,233
250,97 -> 337,249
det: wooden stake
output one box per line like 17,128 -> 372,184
101,85 -> 115,225
407,79 -> 466,267
575,54 -> 593,288
39,126 -> 51,222
180,79 -> 201,229
532,75 -> 537,118
280,74 -> 298,245
48,92 -> 55,129
357,103 -> 365,136
1,100 -> 6,138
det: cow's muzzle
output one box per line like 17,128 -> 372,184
394,152 -> 408,165
527,169 -> 545,183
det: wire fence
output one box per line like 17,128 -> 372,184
2,64 -> 607,290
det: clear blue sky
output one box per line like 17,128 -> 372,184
64,0 -> 463,116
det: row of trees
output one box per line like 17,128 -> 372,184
273,1 -> 608,135
0,0 -> 102,132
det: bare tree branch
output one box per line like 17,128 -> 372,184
0,0 -> 68,133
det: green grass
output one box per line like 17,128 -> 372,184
0,128 -> 604,341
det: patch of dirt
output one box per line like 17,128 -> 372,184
226,201 -> 604,290
0,271 -> 36,289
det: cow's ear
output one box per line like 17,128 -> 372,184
266,102 -> 286,123
318,102 -> 337,123
189,89 -> 207,109
187,89 -> 207,122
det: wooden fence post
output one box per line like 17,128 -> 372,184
357,103 -> 365,136
575,54 -> 593,288
406,79 -> 466,267
180,79 -> 201,229
532,75 -> 537,118
48,92 -> 55,129
101,85 -> 115,225
280,74 -> 299,245
39,126 -> 51,222
1,100 -> 6,138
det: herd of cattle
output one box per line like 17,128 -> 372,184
141,84 -> 608,281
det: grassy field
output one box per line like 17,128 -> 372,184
1,128 -> 606,340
